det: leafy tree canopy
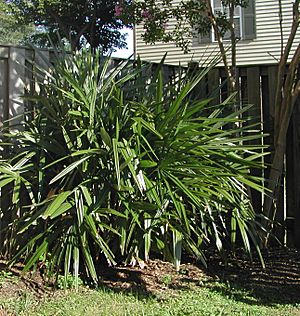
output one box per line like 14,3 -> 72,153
117,0 -> 250,92
9,0 -> 132,51
0,0 -> 34,45
118,0 -> 249,52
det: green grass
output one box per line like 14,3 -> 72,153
0,281 -> 299,316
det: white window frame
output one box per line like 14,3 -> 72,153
211,0 -> 243,42
194,0 -> 255,45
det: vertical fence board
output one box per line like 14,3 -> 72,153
246,66 -> 263,213
197,71 -> 208,101
0,56 -> 9,251
292,98 -> 300,247
0,58 -> 9,125
24,49 -> 35,121
0,49 -> 10,249
267,66 -> 278,154
286,119 -> 295,246
246,67 -> 261,121
8,47 -> 26,127
207,68 -> 220,104
261,74 -> 272,166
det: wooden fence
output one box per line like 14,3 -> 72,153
0,45 -> 299,247
183,64 -> 300,248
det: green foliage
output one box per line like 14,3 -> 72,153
57,273 -> 84,289
0,48 -> 266,285
9,0 -> 132,51
160,274 -> 173,286
121,0 -> 250,52
0,270 -> 16,286
0,1 -> 34,45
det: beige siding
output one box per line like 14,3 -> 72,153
135,0 -> 300,66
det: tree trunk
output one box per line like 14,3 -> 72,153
204,0 -> 237,94
263,41 -> 300,245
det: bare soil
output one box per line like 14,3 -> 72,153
0,247 -> 300,308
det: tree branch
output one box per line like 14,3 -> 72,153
274,0 -> 299,143
205,0 -> 236,93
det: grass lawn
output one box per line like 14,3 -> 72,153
1,248 -> 300,315
0,282 -> 299,316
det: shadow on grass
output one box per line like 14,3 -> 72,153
97,266 -> 152,297
94,248 -> 300,306
2,247 -> 300,307
203,247 -> 300,306
94,259 -> 207,300
0,260 -> 51,297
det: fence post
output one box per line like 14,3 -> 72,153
291,98 -> 300,248
0,47 -> 10,254
246,66 -> 263,214
7,47 -> 26,128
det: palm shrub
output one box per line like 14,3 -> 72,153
0,49 -> 266,286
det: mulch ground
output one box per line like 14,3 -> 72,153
0,247 -> 300,306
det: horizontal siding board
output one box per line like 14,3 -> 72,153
135,0 -> 300,66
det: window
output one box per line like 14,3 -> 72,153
213,0 -> 242,41
195,0 -> 256,45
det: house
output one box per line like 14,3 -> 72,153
134,0 -> 300,66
